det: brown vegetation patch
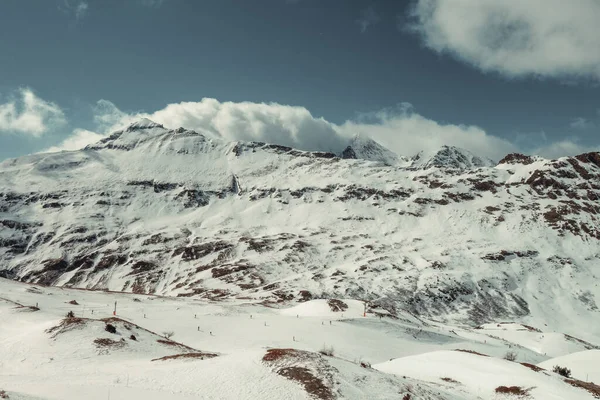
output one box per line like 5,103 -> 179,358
454,349 -> 489,357
94,338 -> 126,349
263,348 -> 301,362
151,352 -> 218,362
46,317 -> 86,338
520,324 -> 542,333
278,366 -> 335,400
263,348 -> 336,400
564,334 -> 600,350
566,379 -> 600,398
520,363 -> 544,372
495,386 -> 532,396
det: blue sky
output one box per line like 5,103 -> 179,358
1,0 -> 599,161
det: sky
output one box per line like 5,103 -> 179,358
1,0 -> 599,161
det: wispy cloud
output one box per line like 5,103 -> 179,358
0,88 -> 66,137
407,0 -> 600,81
138,0 -> 167,7
44,129 -> 104,153
61,0 -> 89,22
357,6 -> 380,33
570,117 -> 592,130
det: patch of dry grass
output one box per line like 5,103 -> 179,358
263,348 -> 301,362
93,338 -> 126,349
152,352 -> 218,362
454,349 -> 489,357
263,348 -> 336,400
520,363 -> 544,372
566,379 -> 600,398
278,367 -> 335,400
46,317 -> 87,338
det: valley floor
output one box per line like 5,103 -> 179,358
1,278 -> 599,400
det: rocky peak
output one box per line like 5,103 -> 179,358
125,118 -> 164,132
411,145 -> 495,170
340,134 -> 403,166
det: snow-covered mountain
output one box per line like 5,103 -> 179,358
340,134 -> 407,166
1,119 -> 600,339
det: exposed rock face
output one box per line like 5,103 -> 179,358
1,119 -> 600,326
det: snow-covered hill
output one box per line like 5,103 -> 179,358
2,278 -> 599,400
1,119 -> 600,342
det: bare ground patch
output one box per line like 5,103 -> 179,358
94,338 -> 126,349
495,386 -> 532,396
263,348 -> 337,400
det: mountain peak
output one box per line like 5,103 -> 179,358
340,134 -> 402,166
411,145 -> 495,170
126,118 -> 164,132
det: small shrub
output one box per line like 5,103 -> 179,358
360,361 -> 371,368
553,365 -> 572,378
402,395 -> 411,400
0,389 -> 9,399
504,351 -> 518,361
129,334 -> 137,341
318,345 -> 334,357
68,300 -> 79,305
66,310 -> 75,318
163,331 -> 174,339
105,323 -> 117,334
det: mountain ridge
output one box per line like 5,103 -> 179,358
1,120 -> 600,339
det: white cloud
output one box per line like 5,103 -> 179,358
408,0 -> 600,80
570,117 -> 592,130
62,0 -> 89,21
44,129 -> 105,153
94,98 -> 348,154
45,98 -> 599,161
357,7 -> 380,33
340,104 -> 517,161
534,140 -> 599,159
0,88 -> 66,137
139,0 -> 166,7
